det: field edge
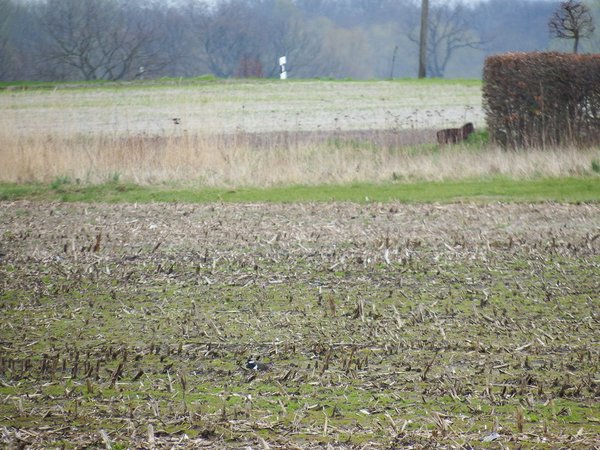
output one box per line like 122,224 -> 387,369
0,176 -> 599,204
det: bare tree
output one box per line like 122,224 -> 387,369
428,5 -> 486,77
264,0 -> 327,78
410,4 -> 486,78
0,0 -> 18,80
0,0 -> 569,82
549,0 -> 594,53
193,0 -> 268,78
1,0 -> 42,81
177,0 -> 213,77
39,0 -> 163,81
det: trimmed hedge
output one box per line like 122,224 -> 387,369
483,52 -> 600,149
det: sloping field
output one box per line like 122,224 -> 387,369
1,201 -> 598,448
1,79 -> 483,136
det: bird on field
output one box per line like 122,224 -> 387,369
246,357 -> 270,371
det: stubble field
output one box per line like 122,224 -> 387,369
1,78 -> 599,448
1,200 -> 599,448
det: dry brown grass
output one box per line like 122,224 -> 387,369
1,80 -> 598,187
1,129 -> 598,187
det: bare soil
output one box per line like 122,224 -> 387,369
1,201 -> 599,448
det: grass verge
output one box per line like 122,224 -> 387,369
1,177 -> 599,204
0,76 -> 480,92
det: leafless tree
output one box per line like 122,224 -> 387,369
265,1 -> 327,78
190,0 -> 326,79
0,0 -> 16,79
410,4 -> 486,78
190,0 -> 270,78
0,0 -> 572,82
549,0 -> 594,53
39,0 -> 163,81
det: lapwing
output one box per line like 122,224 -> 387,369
246,357 -> 270,371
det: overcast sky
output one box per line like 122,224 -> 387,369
12,0 -> 560,3
430,0 -> 556,5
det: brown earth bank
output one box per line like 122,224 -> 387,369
0,201 -> 599,449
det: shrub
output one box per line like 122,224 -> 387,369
483,52 -> 600,149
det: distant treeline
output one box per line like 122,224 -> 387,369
1,0 -> 597,82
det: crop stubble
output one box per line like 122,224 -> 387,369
0,201 -> 599,448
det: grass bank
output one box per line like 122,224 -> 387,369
1,177 -> 598,204
0,76 -> 481,92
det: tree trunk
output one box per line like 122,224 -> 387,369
418,0 -> 429,78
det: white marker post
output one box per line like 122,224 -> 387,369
279,56 -> 287,80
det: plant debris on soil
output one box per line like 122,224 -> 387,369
0,201 -> 599,449
212,128 -> 440,150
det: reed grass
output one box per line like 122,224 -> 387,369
1,129 -> 598,187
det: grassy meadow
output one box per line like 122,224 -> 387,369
1,79 -> 599,449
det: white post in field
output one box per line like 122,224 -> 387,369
279,56 -> 287,79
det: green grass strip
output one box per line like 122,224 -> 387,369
0,76 -> 481,93
0,177 -> 598,204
